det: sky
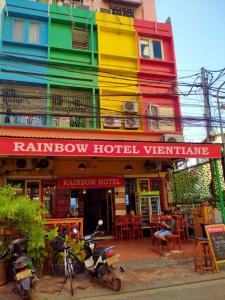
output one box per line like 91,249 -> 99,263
156,0 -> 225,142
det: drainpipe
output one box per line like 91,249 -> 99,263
215,80 -> 225,223
214,159 -> 225,223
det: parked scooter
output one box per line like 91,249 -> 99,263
74,220 -> 124,291
9,238 -> 38,300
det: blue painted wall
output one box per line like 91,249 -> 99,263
2,0 -> 48,61
0,0 -> 48,87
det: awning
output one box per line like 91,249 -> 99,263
0,137 -> 221,159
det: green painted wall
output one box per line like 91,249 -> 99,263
49,5 -> 98,67
48,5 -> 99,130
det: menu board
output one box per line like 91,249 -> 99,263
205,224 -> 225,271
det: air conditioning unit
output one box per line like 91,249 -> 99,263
124,117 -> 140,129
103,116 -> 121,128
123,101 -> 138,114
34,159 -> 54,170
15,159 -> 33,170
144,160 -> 162,171
163,134 -> 184,143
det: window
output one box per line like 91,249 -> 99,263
51,95 -> 63,110
148,104 -> 160,131
50,88 -> 93,129
72,27 -> 89,50
1,84 -> 46,126
140,38 -> 163,59
13,19 -> 25,42
29,22 -> 40,44
12,18 -> 41,44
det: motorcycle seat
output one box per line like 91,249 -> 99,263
93,247 -> 107,257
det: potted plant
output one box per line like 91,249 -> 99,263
0,241 -> 8,285
51,235 -> 85,276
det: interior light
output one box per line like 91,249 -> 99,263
125,164 -> 133,172
78,163 -> 86,170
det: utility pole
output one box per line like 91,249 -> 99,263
201,67 -> 216,201
201,67 -> 213,142
216,81 -> 225,175
201,68 -> 225,221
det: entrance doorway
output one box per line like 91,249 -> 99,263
81,189 -> 114,234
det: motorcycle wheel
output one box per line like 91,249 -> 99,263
111,277 -> 121,291
23,290 -> 33,300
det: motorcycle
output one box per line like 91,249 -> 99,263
74,220 -> 124,291
9,238 -> 38,300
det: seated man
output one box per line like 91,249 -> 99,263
154,211 -> 176,243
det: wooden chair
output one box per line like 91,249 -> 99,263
150,214 -> 161,241
167,216 -> 182,250
178,218 -> 189,243
130,215 -> 143,239
193,238 -> 215,273
114,216 -> 123,240
120,215 -> 131,240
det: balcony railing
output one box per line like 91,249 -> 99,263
57,1 -> 90,10
103,0 -> 143,7
0,85 -> 99,129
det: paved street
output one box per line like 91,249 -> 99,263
81,278 -> 225,300
1,257 -> 225,300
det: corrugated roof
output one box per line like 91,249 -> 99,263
0,127 -> 165,142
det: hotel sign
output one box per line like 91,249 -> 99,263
58,177 -> 124,189
0,138 -> 221,158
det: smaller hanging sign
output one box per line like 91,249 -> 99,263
58,176 -> 124,189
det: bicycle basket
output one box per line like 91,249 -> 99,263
51,237 -> 64,252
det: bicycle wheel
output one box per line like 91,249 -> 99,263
67,260 -> 74,296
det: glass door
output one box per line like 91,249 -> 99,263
150,196 -> 161,215
139,196 -> 151,226
25,180 -> 41,201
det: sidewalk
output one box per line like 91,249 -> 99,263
1,239 -> 225,300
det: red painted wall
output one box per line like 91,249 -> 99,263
134,19 -> 183,135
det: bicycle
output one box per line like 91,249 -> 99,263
59,241 -> 75,296
52,233 -> 79,296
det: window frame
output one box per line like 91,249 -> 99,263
147,104 -> 160,131
12,17 -> 41,45
12,18 -> 25,42
28,21 -> 41,44
139,38 -> 164,60
72,26 -> 89,50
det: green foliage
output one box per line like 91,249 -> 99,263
0,185 -> 57,266
66,236 -> 85,262
172,160 -> 225,204
53,236 -> 85,266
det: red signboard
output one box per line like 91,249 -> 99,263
58,177 -> 124,189
207,225 -> 225,233
0,137 -> 221,158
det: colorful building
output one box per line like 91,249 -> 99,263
0,0 -> 190,234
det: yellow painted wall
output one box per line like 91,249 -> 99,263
96,13 -> 138,72
96,13 -> 141,131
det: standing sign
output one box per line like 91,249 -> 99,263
205,224 -> 225,272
